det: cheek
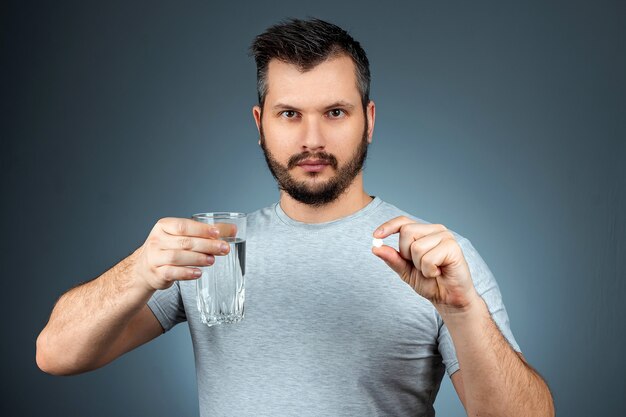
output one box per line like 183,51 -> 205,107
263,121 -> 294,145
261,126 -> 292,162
325,121 -> 364,147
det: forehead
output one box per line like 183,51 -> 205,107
264,54 -> 360,107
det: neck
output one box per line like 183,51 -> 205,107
278,173 -> 374,223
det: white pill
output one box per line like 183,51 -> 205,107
372,238 -> 384,248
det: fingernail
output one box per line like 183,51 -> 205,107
220,243 -> 229,252
376,227 -> 384,236
207,255 -> 214,264
211,228 -> 220,237
193,269 -> 202,277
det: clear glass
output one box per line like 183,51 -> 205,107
191,212 -> 247,327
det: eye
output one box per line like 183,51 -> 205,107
327,109 -> 346,118
280,110 -> 299,119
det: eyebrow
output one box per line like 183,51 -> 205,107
271,100 -> 356,111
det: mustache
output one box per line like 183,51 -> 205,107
288,152 -> 338,169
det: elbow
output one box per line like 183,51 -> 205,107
36,331 -> 65,376
36,331 -> 58,375
35,331 -> 85,376
36,353 -> 66,376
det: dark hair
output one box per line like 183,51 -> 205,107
248,17 -> 371,112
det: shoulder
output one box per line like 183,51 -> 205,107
244,201 -> 288,240
245,202 -> 277,227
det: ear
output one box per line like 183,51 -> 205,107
252,105 -> 262,145
366,100 -> 375,143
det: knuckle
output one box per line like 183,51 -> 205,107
179,237 -> 192,250
157,217 -> 172,227
161,265 -> 174,282
145,250 -> 156,268
410,240 -> 424,255
170,265 -> 183,278
175,220 -> 186,235
164,250 -> 178,264
210,240 -> 219,252
146,235 -> 160,248
437,223 -> 447,231
155,266 -> 168,280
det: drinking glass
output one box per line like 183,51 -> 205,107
191,212 -> 247,326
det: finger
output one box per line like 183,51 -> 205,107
163,235 -> 231,256
374,216 -> 447,242
191,222 -> 237,239
155,265 -> 205,282
211,222 -> 238,238
371,245 -> 412,282
154,249 -> 215,267
159,217 -> 221,238
407,230 -> 454,272
418,239 -> 460,279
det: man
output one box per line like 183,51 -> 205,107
36,17 -> 555,417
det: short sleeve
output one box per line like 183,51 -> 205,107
147,281 -> 187,333
437,237 -> 522,378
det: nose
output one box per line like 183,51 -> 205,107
300,116 -> 325,152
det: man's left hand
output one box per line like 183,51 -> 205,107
372,216 -> 480,313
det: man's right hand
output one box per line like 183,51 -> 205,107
133,217 -> 236,291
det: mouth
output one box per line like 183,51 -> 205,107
297,159 -> 330,172
298,159 -> 330,166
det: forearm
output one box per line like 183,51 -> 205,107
439,295 -> 554,417
36,247 -> 154,374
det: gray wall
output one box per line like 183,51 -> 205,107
2,1 -> 624,416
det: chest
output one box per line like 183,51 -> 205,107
180,231 -> 441,368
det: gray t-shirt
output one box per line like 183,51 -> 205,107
147,196 -> 521,417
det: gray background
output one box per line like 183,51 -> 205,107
1,0 -> 624,416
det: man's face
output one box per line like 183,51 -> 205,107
253,54 -> 374,207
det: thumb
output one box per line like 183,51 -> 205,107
372,245 -> 412,281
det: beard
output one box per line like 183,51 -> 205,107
259,116 -> 369,208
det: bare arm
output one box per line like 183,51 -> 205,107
443,296 -> 555,416
371,218 -> 555,416
36,248 -> 161,375
36,217 -> 233,376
